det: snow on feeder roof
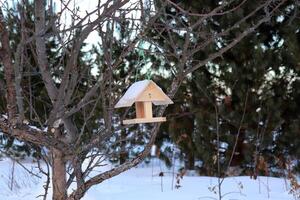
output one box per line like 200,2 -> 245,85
115,80 -> 173,124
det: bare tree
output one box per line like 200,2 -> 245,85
0,0 -> 287,199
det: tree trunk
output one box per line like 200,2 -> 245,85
185,151 -> 195,170
52,148 -> 67,200
230,129 -> 245,167
119,129 -> 128,164
0,9 -> 17,121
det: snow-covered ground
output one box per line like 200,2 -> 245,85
0,158 -> 296,200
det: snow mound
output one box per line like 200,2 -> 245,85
0,158 -> 296,200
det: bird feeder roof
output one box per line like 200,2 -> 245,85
115,80 -> 173,108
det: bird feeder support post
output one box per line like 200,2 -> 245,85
135,101 -> 153,119
135,102 -> 144,118
144,101 -> 152,118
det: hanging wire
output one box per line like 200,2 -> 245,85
135,41 -> 152,81
134,53 -> 142,82
135,41 -> 145,82
146,68 -> 152,80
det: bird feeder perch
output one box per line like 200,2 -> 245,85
115,80 -> 173,124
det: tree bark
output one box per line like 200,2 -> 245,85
119,129 -> 128,164
52,148 -> 67,200
0,8 -> 17,121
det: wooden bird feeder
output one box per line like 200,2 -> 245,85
115,80 -> 173,124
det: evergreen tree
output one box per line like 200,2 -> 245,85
153,0 -> 300,175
